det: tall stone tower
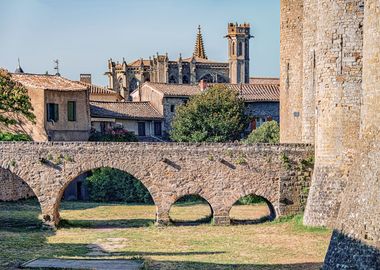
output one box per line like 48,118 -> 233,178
323,1 -> 380,268
304,0 -> 364,227
226,22 -> 252,84
301,0 -> 317,144
279,0 -> 304,143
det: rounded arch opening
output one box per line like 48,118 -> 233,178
229,194 -> 276,225
57,167 -> 156,228
199,74 -> 214,83
0,168 -> 42,229
169,194 -> 213,226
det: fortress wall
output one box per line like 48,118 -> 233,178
304,0 -> 364,227
280,0 -> 304,143
323,0 -> 380,268
301,0 -> 317,144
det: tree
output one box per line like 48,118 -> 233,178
170,85 -> 247,142
86,167 -> 153,203
0,69 -> 35,125
244,120 -> 280,144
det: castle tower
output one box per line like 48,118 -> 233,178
304,0 -> 364,227
105,58 -> 128,100
302,0 -> 317,144
323,1 -> 380,268
226,22 -> 252,84
279,0 -> 304,143
193,25 -> 207,59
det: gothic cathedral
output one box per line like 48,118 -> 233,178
105,23 -> 252,100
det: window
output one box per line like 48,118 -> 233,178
238,42 -> 243,56
67,101 -> 76,121
154,121 -> 162,136
138,122 -> 146,136
47,103 -> 59,122
170,105 -> 175,112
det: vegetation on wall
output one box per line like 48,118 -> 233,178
0,69 -> 35,126
0,132 -> 31,141
170,85 -> 248,142
244,120 -> 280,144
85,167 -> 153,203
89,127 -> 138,142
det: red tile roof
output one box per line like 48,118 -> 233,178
90,101 -> 163,120
143,82 -> 279,102
11,73 -> 87,91
249,77 -> 280,85
78,81 -> 121,97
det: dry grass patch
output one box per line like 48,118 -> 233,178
0,200 -> 332,270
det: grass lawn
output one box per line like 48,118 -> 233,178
0,199 -> 332,269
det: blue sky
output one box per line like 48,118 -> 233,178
0,0 -> 280,86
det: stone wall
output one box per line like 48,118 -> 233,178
0,168 -> 35,201
280,0 -> 304,143
301,0 -> 317,144
323,0 -> 380,268
0,142 -> 313,227
303,0 -> 364,227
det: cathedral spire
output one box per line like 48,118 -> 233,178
193,25 -> 207,59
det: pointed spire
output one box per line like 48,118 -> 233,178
15,58 -> 24,74
193,25 -> 208,59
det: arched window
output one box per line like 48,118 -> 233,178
129,78 -> 138,91
217,76 -> 228,83
199,74 -> 214,83
182,75 -> 189,84
238,42 -> 243,56
232,42 -> 235,55
169,75 -> 177,84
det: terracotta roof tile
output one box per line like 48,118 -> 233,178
144,82 -> 201,97
249,77 -> 280,85
11,73 -> 87,91
128,59 -> 151,67
90,101 -> 163,120
143,82 -> 279,102
77,81 -> 120,97
225,84 -> 279,102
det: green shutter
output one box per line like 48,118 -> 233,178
68,101 -> 76,121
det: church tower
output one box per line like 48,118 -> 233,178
226,23 -> 252,84
193,25 -> 207,59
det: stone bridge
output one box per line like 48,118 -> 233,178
0,142 -> 314,227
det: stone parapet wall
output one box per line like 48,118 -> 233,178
0,142 -> 313,227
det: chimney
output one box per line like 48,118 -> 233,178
199,80 -> 207,91
80,74 -> 92,84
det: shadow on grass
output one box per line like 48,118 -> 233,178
59,218 -> 155,228
142,260 -> 323,270
60,200 -> 155,211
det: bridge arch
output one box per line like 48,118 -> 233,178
228,194 -> 276,224
52,161 -> 163,226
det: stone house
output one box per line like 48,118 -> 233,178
90,101 -> 164,139
8,73 -> 91,141
131,79 -> 279,137
78,74 -> 122,102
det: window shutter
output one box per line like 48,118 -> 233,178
54,104 -> 59,121
251,118 -> 256,130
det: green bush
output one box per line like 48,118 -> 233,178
0,132 -> 31,141
244,120 -> 280,144
237,195 -> 266,205
85,167 -> 153,203
170,85 -> 248,142
89,127 -> 138,142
